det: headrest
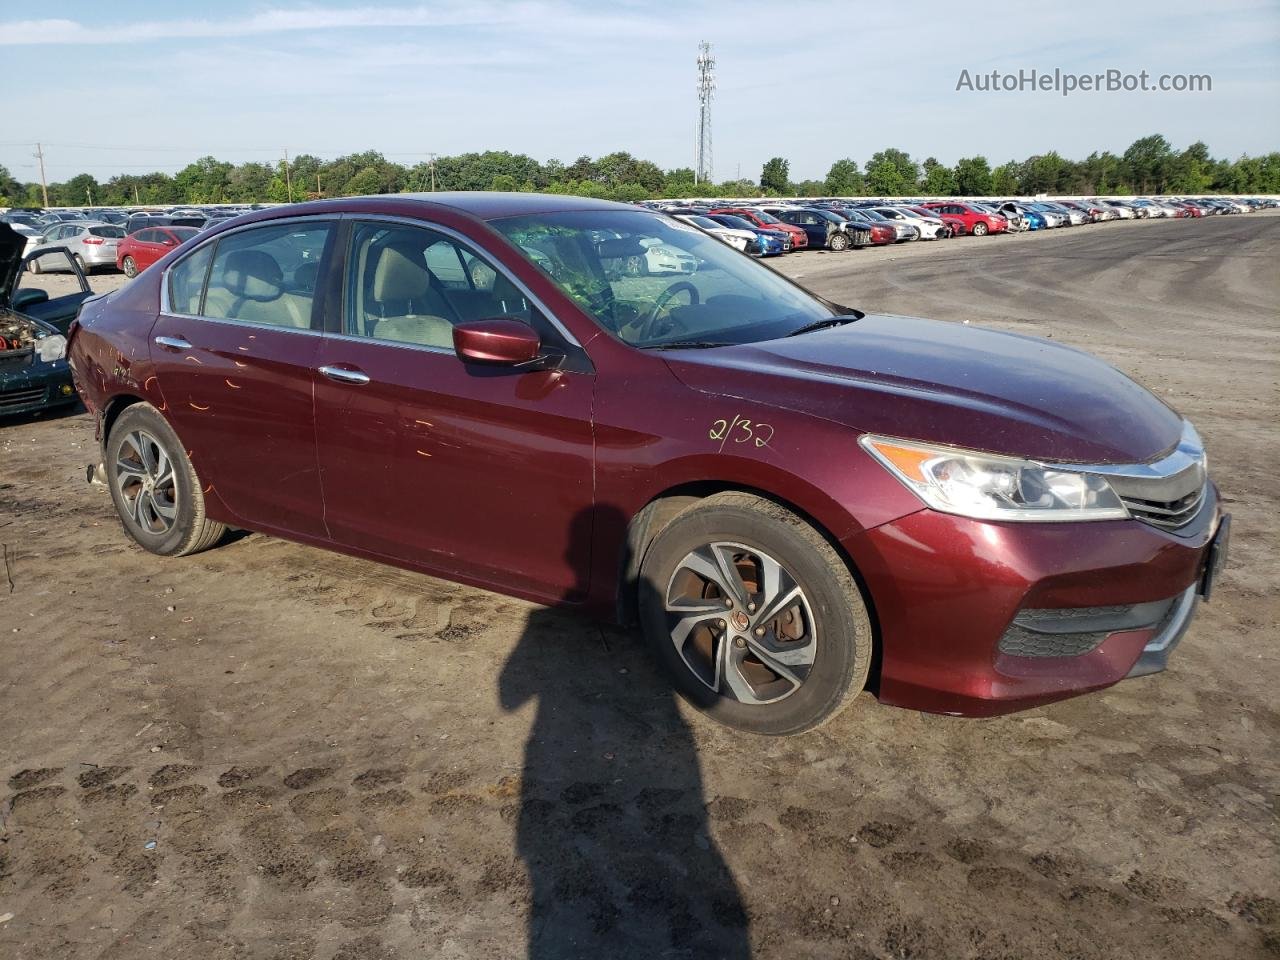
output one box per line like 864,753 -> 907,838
223,249 -> 283,301
372,242 -> 431,302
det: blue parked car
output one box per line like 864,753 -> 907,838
705,214 -> 790,256
996,202 -> 1045,230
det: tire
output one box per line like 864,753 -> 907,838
74,254 -> 88,274
972,221 -> 989,236
28,257 -> 42,275
638,492 -> 873,735
121,256 -> 138,279
828,232 -> 851,252
105,403 -> 226,557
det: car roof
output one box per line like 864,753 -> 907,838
300,191 -> 639,221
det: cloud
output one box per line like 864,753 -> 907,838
0,3 -> 592,45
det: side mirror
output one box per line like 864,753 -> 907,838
453,318 -> 544,366
12,288 -> 49,309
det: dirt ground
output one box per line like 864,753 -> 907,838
1,213 -> 1277,960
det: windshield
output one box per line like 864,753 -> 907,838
681,215 -> 723,230
711,214 -> 758,231
751,211 -> 781,224
492,210 -> 834,348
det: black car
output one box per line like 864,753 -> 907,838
757,206 -> 865,250
0,224 -> 82,418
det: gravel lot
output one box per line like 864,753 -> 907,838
1,213 -> 1277,960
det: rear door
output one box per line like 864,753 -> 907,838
150,219 -> 335,538
312,218 -> 596,600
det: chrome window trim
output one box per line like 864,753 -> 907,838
339,213 -> 584,350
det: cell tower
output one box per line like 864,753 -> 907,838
695,41 -> 715,184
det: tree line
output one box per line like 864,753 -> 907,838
2,135 -> 1276,209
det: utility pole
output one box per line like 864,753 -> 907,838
134,183 -> 141,204
695,42 -> 715,185
34,142 -> 49,207
86,187 -> 93,206
316,172 -> 322,197
428,152 -> 437,191
282,148 -> 293,203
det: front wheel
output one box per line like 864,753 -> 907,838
639,493 -> 873,735
972,221 -> 989,236
105,403 -> 226,557
828,232 -> 851,252
121,256 -> 138,278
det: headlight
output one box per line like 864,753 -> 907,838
860,435 -> 1129,522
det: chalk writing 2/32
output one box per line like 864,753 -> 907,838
709,414 -> 774,452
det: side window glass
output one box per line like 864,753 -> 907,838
136,229 -> 157,244
167,243 -> 214,316
203,223 -> 331,328
346,222 -> 534,349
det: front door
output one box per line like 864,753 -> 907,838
149,219 -> 334,538
312,219 -> 595,600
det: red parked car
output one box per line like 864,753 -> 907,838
921,201 -> 1008,236
68,194 -> 1227,734
116,226 -> 201,278
709,208 -> 809,249
908,205 -> 965,237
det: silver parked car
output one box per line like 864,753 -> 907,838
28,221 -> 125,274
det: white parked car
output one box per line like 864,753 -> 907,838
1027,203 -> 1068,227
870,207 -> 946,240
675,214 -> 754,253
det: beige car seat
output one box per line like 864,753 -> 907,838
367,242 -> 456,348
203,249 -> 312,328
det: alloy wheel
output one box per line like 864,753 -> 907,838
114,429 -> 179,535
663,542 -> 816,704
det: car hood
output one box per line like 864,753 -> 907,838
663,314 -> 1183,464
0,223 -> 25,309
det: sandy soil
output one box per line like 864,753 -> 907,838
1,213 -> 1277,959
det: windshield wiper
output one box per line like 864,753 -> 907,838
643,340 -> 733,351
786,314 -> 860,337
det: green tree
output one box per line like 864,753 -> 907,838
760,157 -> 790,193
990,161 -> 1020,195
49,173 -> 101,207
1122,134 -> 1174,193
490,173 -> 518,192
174,156 -> 234,202
824,158 -> 863,195
953,156 -> 992,195
0,164 -> 20,204
864,148 -> 919,195
920,157 -> 956,195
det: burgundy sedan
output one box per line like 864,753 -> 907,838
68,194 -> 1228,734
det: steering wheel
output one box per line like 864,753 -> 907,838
638,281 -> 700,342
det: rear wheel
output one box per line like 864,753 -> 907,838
74,254 -> 88,274
828,232 -> 851,252
972,221 -> 989,236
639,493 -> 873,735
105,403 -> 226,557
27,257 -> 42,275
121,256 -> 138,278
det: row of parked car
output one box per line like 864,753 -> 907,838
643,195 -> 1277,255
0,204 -> 265,276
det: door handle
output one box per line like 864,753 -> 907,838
154,335 -> 191,350
319,365 -> 371,385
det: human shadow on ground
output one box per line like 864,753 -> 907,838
498,505 -> 752,959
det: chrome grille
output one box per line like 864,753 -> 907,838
1117,484 -> 1206,529
1061,422 -> 1210,532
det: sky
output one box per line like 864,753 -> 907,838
2,0 -> 1278,185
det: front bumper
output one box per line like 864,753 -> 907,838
0,360 -> 78,417
845,490 -> 1223,716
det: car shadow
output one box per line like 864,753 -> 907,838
498,505 -> 752,959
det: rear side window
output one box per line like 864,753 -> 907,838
90,226 -> 125,238
135,230 -> 158,243
202,223 -> 331,329
168,243 -> 214,315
